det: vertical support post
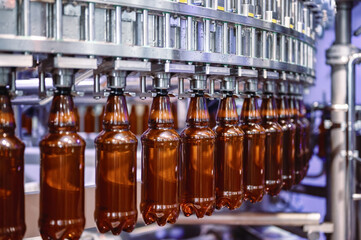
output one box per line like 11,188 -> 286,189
116,6 -> 122,45
55,0 -> 63,40
88,3 -> 95,42
143,9 -> 148,46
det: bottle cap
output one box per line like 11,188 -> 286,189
107,70 -> 126,89
152,72 -> 170,90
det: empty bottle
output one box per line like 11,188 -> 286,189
299,97 -> 311,177
277,93 -> 296,190
0,87 -> 26,240
214,95 -> 244,210
94,89 -> 138,234
39,87 -> 85,240
260,93 -> 283,196
180,91 -> 216,217
240,92 -> 266,203
141,90 -> 180,226
288,92 -> 304,185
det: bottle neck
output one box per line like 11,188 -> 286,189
298,98 -> 306,118
288,95 -> 299,119
0,87 -> 15,134
103,89 -> 130,131
148,91 -> 174,129
240,95 -> 261,123
216,95 -> 238,125
186,93 -> 210,127
277,95 -> 290,120
260,95 -> 278,121
48,88 -> 77,133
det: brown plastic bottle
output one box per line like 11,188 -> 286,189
141,91 -> 180,226
39,87 -> 85,240
277,95 -> 296,190
129,105 -> 138,135
94,89 -> 138,235
213,95 -> 244,210
84,106 -> 95,133
289,95 -> 304,185
240,95 -> 266,203
0,87 -> 26,240
299,98 -> 311,177
180,92 -> 216,217
260,94 -> 283,196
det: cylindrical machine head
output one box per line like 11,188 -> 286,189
190,74 -> 207,91
220,76 -> 236,92
0,68 -> 12,87
152,72 -> 171,90
243,77 -> 258,93
52,69 -> 75,88
107,70 -> 127,89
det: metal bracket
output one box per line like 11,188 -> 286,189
303,222 -> 334,240
39,56 -> 97,72
0,54 -> 33,68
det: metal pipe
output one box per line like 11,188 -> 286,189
165,13 -> 171,48
88,3 -> 95,42
23,0 -> 30,36
187,16 -> 193,51
223,22 -> 228,54
335,2 -> 352,44
204,19 -> 210,52
236,24 -> 242,55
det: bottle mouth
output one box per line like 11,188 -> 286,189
110,88 -> 124,96
54,87 -> 72,95
155,89 -> 168,96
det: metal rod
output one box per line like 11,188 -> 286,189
165,13 -> 171,48
187,16 -> 193,51
116,6 -> 122,45
236,24 -> 242,56
223,22 -> 228,54
55,0 -> 63,40
335,2 -> 352,45
88,3 -> 95,42
23,0 -> 30,36
251,27 -> 256,58
204,19 -> 210,52
143,9 -> 148,46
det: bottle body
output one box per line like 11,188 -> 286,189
240,96 -> 266,203
289,96 -> 304,184
299,99 -> 311,177
0,88 -> 26,240
260,96 -> 283,196
180,95 -> 216,217
94,92 -> 138,234
277,96 -> 296,190
39,89 -> 85,240
213,96 -> 244,210
141,93 -> 180,226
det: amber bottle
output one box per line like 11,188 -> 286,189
260,94 -> 283,196
299,98 -> 311,177
277,94 -> 296,190
84,106 -> 95,133
94,89 -> 138,234
39,87 -> 85,240
129,105 -> 138,135
240,95 -> 266,203
21,112 -> 32,135
0,87 -> 26,240
289,95 -> 304,185
213,95 -> 244,210
142,104 -> 150,133
141,90 -> 180,226
97,106 -> 105,132
180,92 -> 216,217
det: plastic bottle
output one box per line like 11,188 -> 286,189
0,87 -> 26,240
94,89 -> 138,234
260,93 -> 283,196
39,87 -> 85,240
240,92 -> 266,203
84,106 -> 95,133
180,91 -> 216,217
141,90 -> 180,226
214,95 -> 244,210
277,87 -> 296,190
299,97 -> 311,177
288,92 -> 304,185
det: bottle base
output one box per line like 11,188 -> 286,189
244,186 -> 264,203
180,198 -> 215,218
39,218 -> 85,240
265,180 -> 283,196
95,210 -> 137,235
215,195 -> 243,210
141,203 -> 179,226
0,225 -> 25,240
282,175 -> 294,190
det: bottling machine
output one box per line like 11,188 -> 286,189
0,0 -> 360,239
